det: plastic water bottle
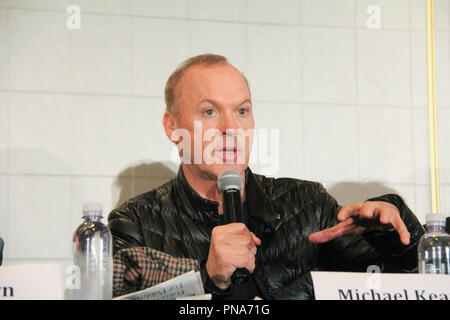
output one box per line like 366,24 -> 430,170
418,213 -> 450,274
71,202 -> 113,299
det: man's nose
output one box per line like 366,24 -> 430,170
218,112 -> 239,134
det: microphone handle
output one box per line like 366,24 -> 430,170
222,188 -> 243,224
222,189 -> 249,284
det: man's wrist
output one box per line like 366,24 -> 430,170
206,261 -> 232,289
212,277 -> 232,290
200,261 -> 233,296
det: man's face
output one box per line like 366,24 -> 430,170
169,63 -> 254,179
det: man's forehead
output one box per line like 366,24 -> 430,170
175,63 -> 250,100
180,63 -> 245,85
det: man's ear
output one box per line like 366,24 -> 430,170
163,111 -> 177,144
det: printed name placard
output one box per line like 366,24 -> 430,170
0,264 -> 62,300
311,271 -> 450,300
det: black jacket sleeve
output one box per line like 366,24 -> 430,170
108,202 -> 146,255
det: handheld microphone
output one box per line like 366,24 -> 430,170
217,169 -> 249,284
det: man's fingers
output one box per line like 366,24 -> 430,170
337,203 -> 364,221
378,208 -> 410,245
309,220 -> 357,243
216,223 -> 261,245
207,224 -> 261,288
220,222 -> 248,234
308,230 -> 333,244
308,227 -> 341,244
209,224 -> 260,273
317,201 -> 411,246
251,232 -> 262,246
388,215 -> 410,245
399,230 -> 411,245
222,245 -> 256,272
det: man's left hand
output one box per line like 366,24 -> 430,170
308,201 -> 410,245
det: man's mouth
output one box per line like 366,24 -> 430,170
215,147 -> 237,154
215,147 -> 241,162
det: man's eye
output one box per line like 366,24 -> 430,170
238,108 -> 248,116
204,109 -> 215,116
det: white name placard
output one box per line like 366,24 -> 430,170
311,271 -> 450,300
0,264 -> 62,300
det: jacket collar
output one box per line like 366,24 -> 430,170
175,166 -> 219,220
175,166 -> 281,232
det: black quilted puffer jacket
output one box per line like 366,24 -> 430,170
108,166 -> 424,300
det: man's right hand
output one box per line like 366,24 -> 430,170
205,223 -> 261,290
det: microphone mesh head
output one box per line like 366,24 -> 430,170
217,169 -> 244,192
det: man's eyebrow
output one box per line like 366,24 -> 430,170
199,99 -> 220,106
199,99 -> 252,106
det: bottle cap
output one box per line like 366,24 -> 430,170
425,213 -> 446,227
82,202 -> 103,218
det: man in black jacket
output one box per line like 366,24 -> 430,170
108,54 -> 424,299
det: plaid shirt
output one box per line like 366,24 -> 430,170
113,246 -> 199,297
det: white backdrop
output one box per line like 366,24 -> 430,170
0,0 -> 449,267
